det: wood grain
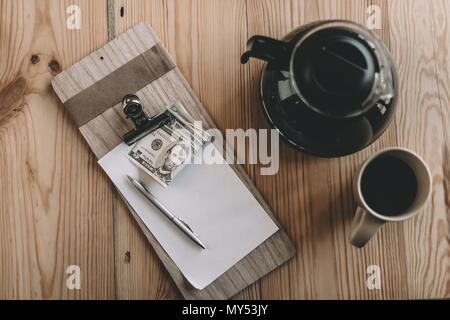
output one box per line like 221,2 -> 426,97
113,1 -> 182,300
0,0 -> 448,299
388,0 -> 449,298
0,0 -> 114,299
429,0 -> 450,251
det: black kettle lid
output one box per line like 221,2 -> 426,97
293,28 -> 378,117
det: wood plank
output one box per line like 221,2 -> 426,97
111,0 -> 264,299
429,0 -> 450,236
0,0 -> 114,299
113,2 -> 184,299
246,0 -> 410,299
388,0 -> 449,298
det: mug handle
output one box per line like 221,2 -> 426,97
349,207 -> 385,248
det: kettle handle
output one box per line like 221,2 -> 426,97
241,35 -> 293,69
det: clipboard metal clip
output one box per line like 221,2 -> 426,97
122,94 -> 173,145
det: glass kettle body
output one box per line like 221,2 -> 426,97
241,20 -> 398,157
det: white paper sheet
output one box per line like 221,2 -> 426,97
98,143 -> 279,289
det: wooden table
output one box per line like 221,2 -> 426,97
0,0 -> 448,300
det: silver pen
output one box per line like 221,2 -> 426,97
126,175 -> 206,249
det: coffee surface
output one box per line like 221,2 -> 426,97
361,156 -> 417,216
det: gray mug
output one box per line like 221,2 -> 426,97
350,148 -> 432,248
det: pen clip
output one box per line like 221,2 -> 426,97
177,217 -> 195,234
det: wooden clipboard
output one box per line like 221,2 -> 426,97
51,23 -> 295,300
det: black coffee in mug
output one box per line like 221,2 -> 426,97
361,156 -> 417,216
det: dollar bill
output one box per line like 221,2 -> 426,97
127,102 -> 208,188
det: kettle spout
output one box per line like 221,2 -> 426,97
241,35 -> 292,69
241,50 -> 256,64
